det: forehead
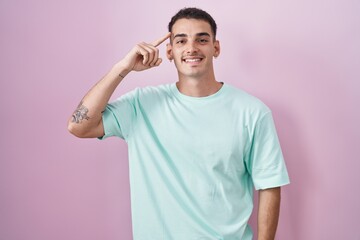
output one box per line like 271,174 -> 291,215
172,18 -> 213,37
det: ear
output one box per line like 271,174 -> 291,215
166,43 -> 173,61
213,40 -> 220,58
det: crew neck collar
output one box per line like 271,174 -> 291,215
171,82 -> 227,102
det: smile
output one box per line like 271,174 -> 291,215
183,57 -> 204,63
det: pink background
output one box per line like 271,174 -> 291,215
1,0 -> 359,239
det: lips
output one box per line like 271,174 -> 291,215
184,58 -> 202,63
182,56 -> 204,63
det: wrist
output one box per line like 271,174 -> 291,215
112,61 -> 131,78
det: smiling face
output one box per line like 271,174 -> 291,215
167,18 -> 220,81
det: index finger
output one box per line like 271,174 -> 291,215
151,32 -> 171,47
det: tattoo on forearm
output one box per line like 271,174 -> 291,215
72,101 -> 90,123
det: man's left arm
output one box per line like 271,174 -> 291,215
257,187 -> 281,240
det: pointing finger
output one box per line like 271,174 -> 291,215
152,32 -> 171,47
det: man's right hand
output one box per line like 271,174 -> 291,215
68,32 -> 172,138
119,32 -> 171,73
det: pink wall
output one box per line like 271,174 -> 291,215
1,0 -> 359,239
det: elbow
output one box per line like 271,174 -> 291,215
67,118 -> 103,138
67,121 -> 88,138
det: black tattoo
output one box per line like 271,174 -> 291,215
72,101 -> 90,123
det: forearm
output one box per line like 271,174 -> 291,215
68,33 -> 170,138
257,187 -> 281,240
67,62 -> 130,138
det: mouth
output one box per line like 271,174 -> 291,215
182,56 -> 204,64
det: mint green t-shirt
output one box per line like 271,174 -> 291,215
101,82 -> 290,240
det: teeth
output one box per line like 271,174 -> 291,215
185,58 -> 201,62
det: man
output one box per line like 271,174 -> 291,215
68,7 -> 290,240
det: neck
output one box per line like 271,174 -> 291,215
176,73 -> 223,97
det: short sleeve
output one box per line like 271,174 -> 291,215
98,90 -> 137,141
245,112 -> 290,190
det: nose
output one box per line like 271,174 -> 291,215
186,40 -> 199,54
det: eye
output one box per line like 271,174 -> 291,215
198,38 -> 209,44
176,39 -> 186,44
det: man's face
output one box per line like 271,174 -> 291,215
167,18 -> 220,79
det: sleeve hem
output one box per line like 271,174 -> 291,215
253,171 -> 290,190
253,166 -> 290,190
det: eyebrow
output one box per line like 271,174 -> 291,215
173,32 -> 211,39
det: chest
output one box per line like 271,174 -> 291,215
134,99 -> 251,174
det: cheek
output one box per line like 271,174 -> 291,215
172,48 -> 182,56
173,51 -> 184,62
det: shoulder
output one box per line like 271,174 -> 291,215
136,83 -> 173,97
118,83 -> 172,99
224,83 -> 271,115
116,83 -> 173,106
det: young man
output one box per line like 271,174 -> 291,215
68,7 -> 290,240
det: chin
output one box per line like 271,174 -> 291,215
178,71 -> 207,79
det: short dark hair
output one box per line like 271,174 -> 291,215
168,7 -> 217,39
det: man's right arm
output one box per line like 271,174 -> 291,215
67,32 -> 171,138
